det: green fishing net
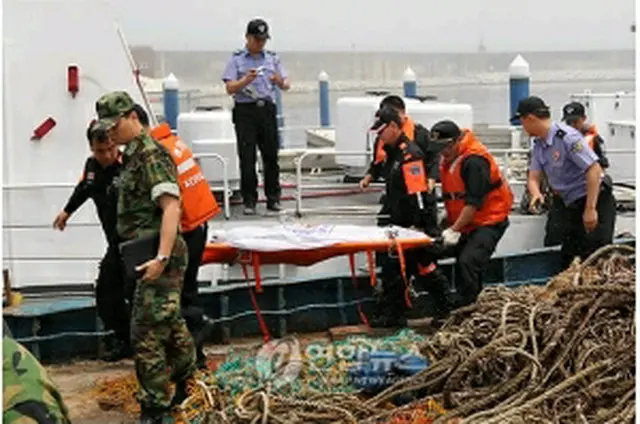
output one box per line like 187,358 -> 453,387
213,329 -> 425,398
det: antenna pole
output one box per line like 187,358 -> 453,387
115,24 -> 159,127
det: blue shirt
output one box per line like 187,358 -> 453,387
530,121 -> 600,205
221,48 -> 287,104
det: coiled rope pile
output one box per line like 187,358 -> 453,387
363,244 -> 636,424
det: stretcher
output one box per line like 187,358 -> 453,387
202,224 -> 435,341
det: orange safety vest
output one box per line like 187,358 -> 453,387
151,123 -> 220,232
440,130 -> 513,233
374,116 -> 416,165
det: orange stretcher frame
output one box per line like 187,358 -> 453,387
201,235 -> 435,342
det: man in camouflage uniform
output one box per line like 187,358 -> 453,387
3,328 -> 71,424
96,91 -> 196,423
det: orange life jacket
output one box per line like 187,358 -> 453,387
440,130 -> 513,233
374,116 -> 416,165
151,123 -> 220,232
584,124 -> 598,150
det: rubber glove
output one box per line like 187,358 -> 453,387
442,228 -> 461,246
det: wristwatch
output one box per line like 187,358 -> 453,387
156,254 -> 169,263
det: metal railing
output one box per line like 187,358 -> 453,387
293,147 -> 637,217
294,150 -> 375,216
192,151 -> 230,220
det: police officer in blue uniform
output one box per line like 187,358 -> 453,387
222,18 -> 290,215
541,101 -> 612,247
516,96 -> 616,268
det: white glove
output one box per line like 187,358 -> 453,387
442,228 -> 461,246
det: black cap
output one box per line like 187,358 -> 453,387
370,107 -> 402,132
379,95 -> 405,111
246,19 -> 270,39
562,101 -> 586,123
430,120 -> 462,143
511,96 -> 550,121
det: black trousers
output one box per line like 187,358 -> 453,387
560,186 -> 616,269
232,101 -> 281,206
544,194 -> 567,247
181,223 -> 208,340
445,220 -> 509,308
378,245 -> 450,318
96,243 -> 131,345
375,195 -> 392,268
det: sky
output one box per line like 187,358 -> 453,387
105,0 -> 636,52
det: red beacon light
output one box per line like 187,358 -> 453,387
68,64 -> 79,97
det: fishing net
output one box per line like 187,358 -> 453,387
214,328 -> 425,398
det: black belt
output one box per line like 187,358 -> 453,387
235,99 -> 273,108
566,184 -> 611,208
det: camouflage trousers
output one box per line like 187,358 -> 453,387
131,235 -> 196,411
3,338 -> 71,424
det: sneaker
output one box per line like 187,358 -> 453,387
266,201 -> 281,212
243,205 -> 256,215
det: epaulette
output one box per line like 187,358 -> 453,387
232,49 -> 243,56
555,129 -> 566,139
265,50 -> 277,56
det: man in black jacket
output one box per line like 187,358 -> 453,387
359,96 -> 442,267
367,107 -> 450,327
52,121 -> 131,361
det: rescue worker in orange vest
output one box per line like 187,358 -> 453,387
359,95 -> 441,266
133,104 -> 220,368
367,107 -> 451,328
432,120 -> 513,309
538,101 -> 613,247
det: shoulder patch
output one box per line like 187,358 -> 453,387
571,141 -> 585,153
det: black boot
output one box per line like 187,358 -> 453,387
170,380 -> 189,408
370,312 -> 407,328
370,273 -> 407,328
102,336 -> 133,362
370,297 -> 407,328
192,315 -> 215,369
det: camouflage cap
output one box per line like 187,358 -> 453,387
95,91 -> 135,128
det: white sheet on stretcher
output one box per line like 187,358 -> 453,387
208,224 -> 429,252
